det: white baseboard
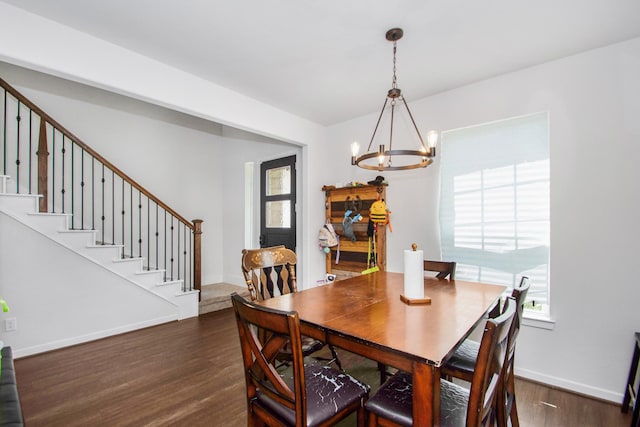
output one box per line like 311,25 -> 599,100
13,314 -> 178,358
516,367 -> 623,404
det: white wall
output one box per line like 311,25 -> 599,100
326,37 -> 640,402
0,212 -> 178,356
219,127 -> 302,286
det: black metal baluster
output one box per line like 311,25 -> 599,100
80,147 -> 85,230
121,179 -> 125,258
101,164 -> 105,244
155,203 -> 159,271
3,90 -> 6,175
51,130 -> 55,213
91,155 -> 94,230
28,111 -> 32,194
170,217 -> 174,281
189,229 -> 193,291
147,197 -> 150,271
138,192 -> 142,260
130,184 -> 133,258
71,141 -> 75,228
61,134 -> 66,215
177,221 -> 181,281
111,170 -> 115,245
183,223 -> 187,291
164,210 -> 167,281
15,101 -> 21,192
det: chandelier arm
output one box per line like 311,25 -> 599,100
389,101 -> 395,152
400,97 -> 427,151
367,98 -> 389,152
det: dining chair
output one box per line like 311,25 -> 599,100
231,293 -> 369,427
423,259 -> 457,279
365,297 -> 516,427
241,246 -> 342,370
441,276 -> 531,427
377,258 -> 458,384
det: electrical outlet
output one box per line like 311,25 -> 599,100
4,317 -> 17,332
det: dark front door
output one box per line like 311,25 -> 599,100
260,155 -> 296,251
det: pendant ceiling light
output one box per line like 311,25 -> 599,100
351,28 -> 438,171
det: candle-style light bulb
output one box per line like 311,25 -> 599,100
427,130 -> 439,157
378,144 -> 386,167
427,130 -> 439,149
351,141 -> 360,157
351,141 -> 360,165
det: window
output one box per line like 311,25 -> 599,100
439,112 -> 550,316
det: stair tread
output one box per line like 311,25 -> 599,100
198,283 -> 248,315
200,283 -> 249,305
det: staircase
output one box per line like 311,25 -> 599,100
0,75 -> 207,357
0,174 -> 199,319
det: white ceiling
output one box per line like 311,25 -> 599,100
3,0 -> 640,125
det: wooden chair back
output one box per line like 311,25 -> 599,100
423,259 -> 456,279
467,296 -> 516,426
241,246 -> 297,301
508,276 -> 531,361
231,293 -> 307,425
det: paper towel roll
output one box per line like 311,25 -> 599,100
403,249 -> 424,299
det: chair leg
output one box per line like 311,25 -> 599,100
496,358 -> 519,427
378,362 -> 388,385
506,365 -> 519,427
367,410 -> 378,427
633,401 -> 640,427
330,345 -> 343,371
248,409 -> 265,427
496,380 -> 508,427
623,339 -> 640,413
509,394 -> 520,427
357,405 -> 366,427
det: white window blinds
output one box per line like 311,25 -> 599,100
439,112 -> 550,314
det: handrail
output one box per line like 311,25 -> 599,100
0,75 -> 202,297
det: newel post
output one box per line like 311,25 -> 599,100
193,219 -> 203,300
36,119 -> 49,212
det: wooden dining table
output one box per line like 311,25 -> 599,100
257,271 -> 506,426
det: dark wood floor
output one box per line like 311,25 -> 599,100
14,308 -> 631,426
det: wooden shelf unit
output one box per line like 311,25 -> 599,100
323,184 -> 387,280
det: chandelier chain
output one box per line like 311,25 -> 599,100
392,41 -> 398,89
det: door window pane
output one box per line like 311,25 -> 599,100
266,200 -> 291,228
266,166 -> 291,196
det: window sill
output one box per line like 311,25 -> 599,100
522,312 -> 555,330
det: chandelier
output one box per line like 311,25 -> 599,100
351,28 -> 438,171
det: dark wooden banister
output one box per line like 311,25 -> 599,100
1,76 -> 203,298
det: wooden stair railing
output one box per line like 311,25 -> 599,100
0,76 -> 202,299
